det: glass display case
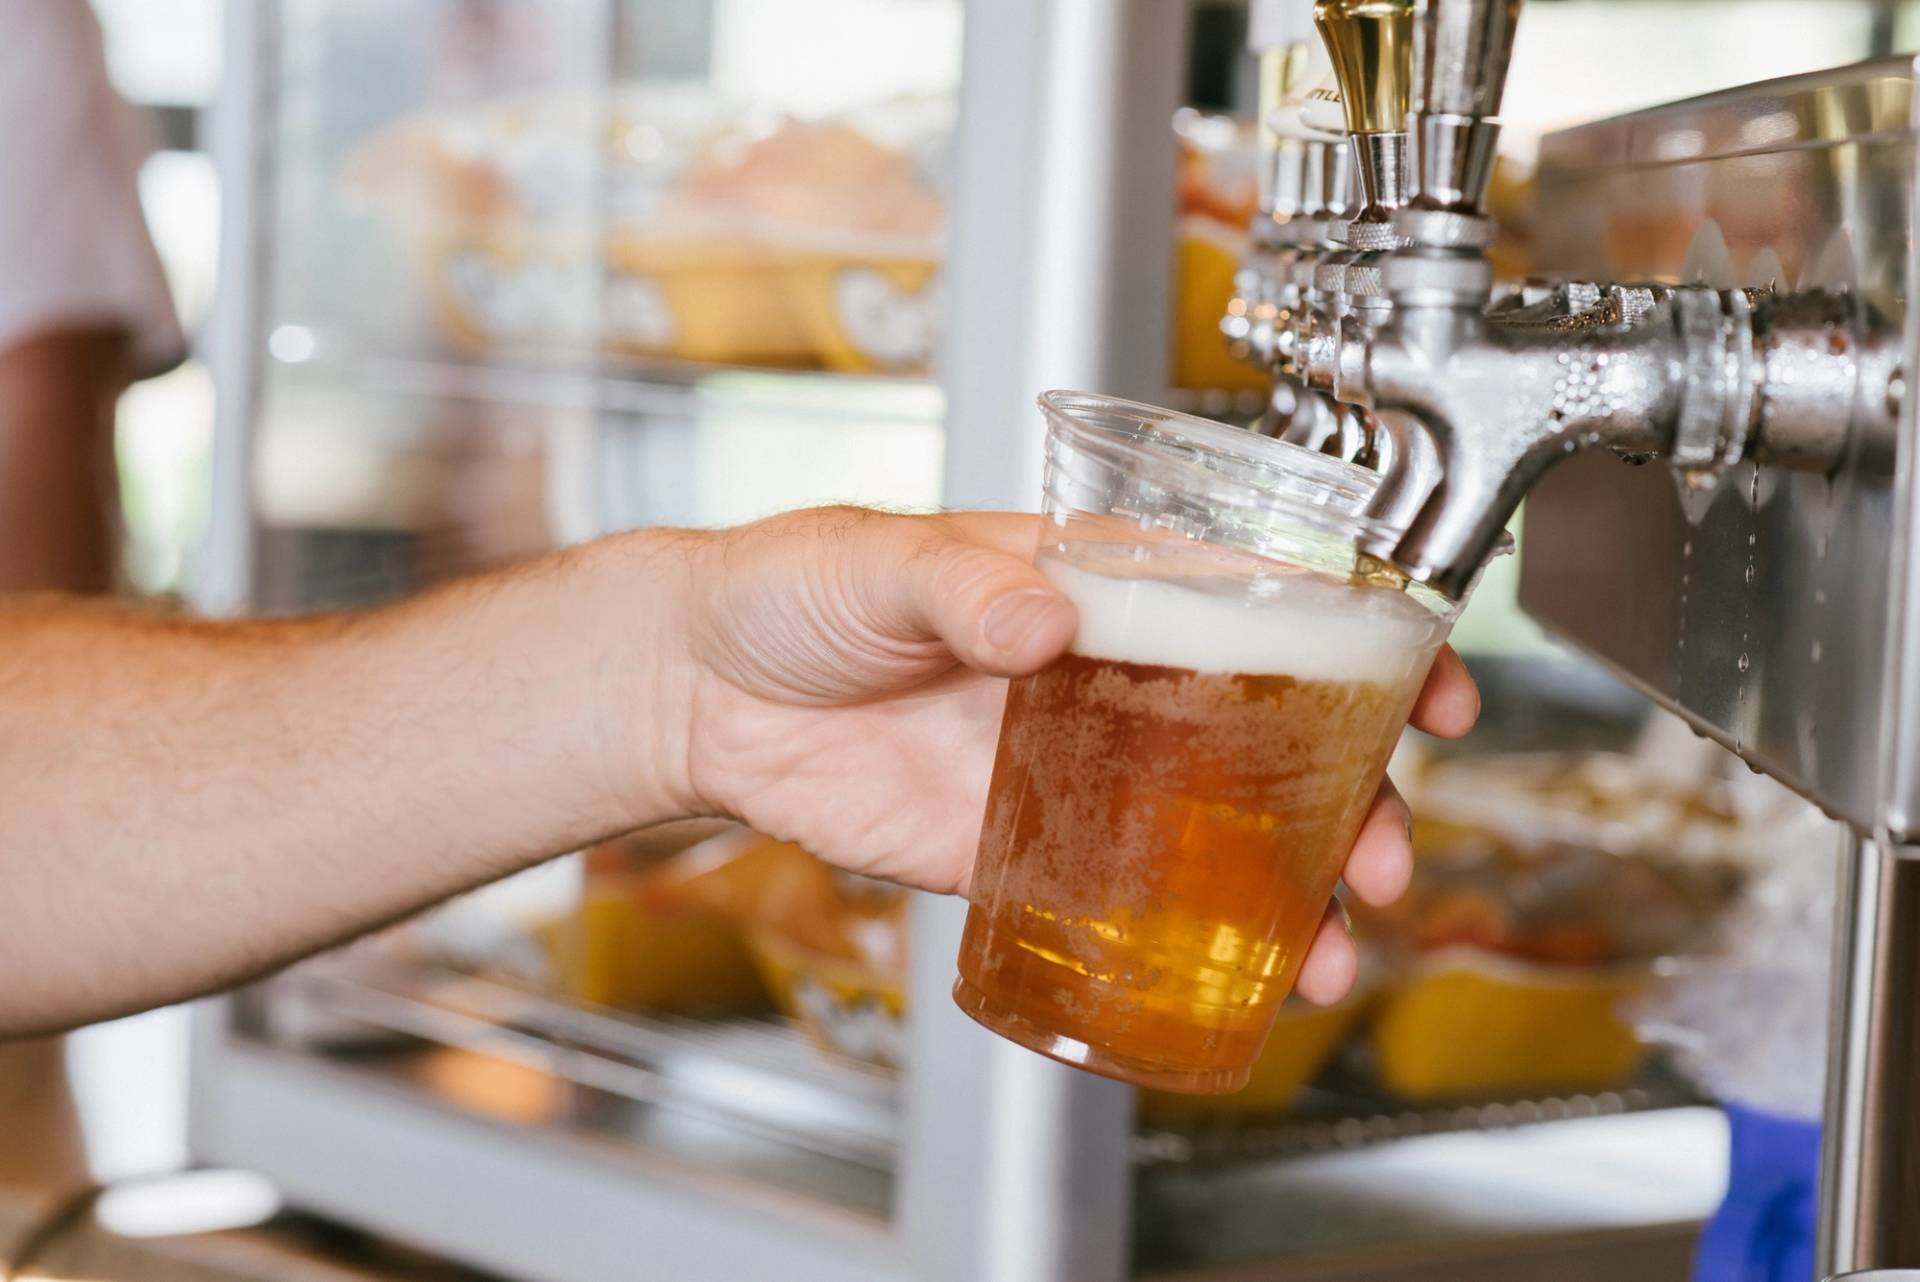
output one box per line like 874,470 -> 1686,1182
195,6 -> 1125,1280
189,3 -> 1858,1280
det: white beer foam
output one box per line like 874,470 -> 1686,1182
1041,553 -> 1446,685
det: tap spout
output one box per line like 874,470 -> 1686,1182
1355,279 -> 1903,598
1360,408 -> 1442,531
1360,301 -> 1677,594
1274,384 -> 1349,450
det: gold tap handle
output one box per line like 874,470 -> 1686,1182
1312,0 -> 1414,136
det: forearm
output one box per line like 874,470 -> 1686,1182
0,531 -> 697,1035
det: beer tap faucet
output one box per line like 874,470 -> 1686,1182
1312,0 -> 1412,242
1312,0 -> 1905,598
1290,0 -> 1418,468
1270,138 -> 1358,451
1223,21 -> 1919,1281
1223,0 -> 1356,449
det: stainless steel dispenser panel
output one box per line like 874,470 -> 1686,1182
1520,57 -> 1920,838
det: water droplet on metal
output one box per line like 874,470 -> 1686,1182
1738,653 -> 1751,673
1672,467 -> 1727,525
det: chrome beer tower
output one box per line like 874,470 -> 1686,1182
1231,0 -> 1901,598
1230,4 -> 1920,1279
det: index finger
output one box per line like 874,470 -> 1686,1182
1409,645 -> 1478,739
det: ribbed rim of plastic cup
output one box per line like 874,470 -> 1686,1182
1037,389 -> 1404,549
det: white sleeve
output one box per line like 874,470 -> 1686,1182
0,1 -> 185,376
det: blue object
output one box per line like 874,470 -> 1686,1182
1694,1103 -> 1822,1282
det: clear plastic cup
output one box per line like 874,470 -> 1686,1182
953,391 -> 1472,1093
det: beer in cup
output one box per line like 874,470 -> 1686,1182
953,391 -> 1476,1093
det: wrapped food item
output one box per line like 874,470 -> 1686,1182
679,834 -> 909,1069
1356,751 -> 1767,1099
1631,796 -> 1833,1282
651,116 -> 944,373
1630,796 -> 1835,1120
746,846 -> 908,1069
1385,751 -> 1756,958
1171,108 -> 1271,395
748,895 -> 909,1070
343,87 -> 949,372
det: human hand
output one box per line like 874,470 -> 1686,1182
661,506 -> 1478,1006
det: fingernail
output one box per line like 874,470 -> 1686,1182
982,590 -> 1064,653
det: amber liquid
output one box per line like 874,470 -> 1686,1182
954,652 -> 1417,1093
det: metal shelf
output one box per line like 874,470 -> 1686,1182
258,963 -> 898,1173
267,347 -> 946,425
265,348 -> 1268,432
1132,1066 -> 1703,1168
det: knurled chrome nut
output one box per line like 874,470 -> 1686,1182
1670,285 -> 1735,467
1382,252 -> 1495,300
1345,260 -> 1387,300
1393,207 -> 1498,250
1558,281 -> 1604,313
1609,284 -> 1662,323
1339,216 -> 1406,252
1314,259 -> 1349,294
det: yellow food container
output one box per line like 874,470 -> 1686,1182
1139,993 -> 1370,1121
609,234 -> 822,366
555,885 -> 771,1014
421,231 -> 824,367
422,233 -> 941,372
548,830 -> 776,1015
1172,214 -> 1273,395
1369,948 -> 1648,1100
783,254 -> 941,375
552,884 -> 772,1015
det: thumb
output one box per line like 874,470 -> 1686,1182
890,519 -> 1078,677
